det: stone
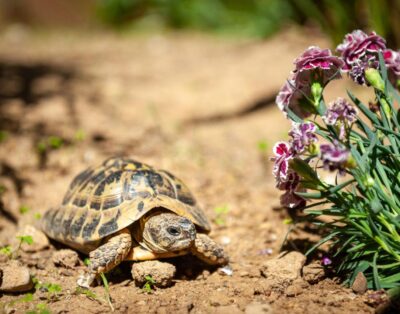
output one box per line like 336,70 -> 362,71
132,260 -> 176,288
0,260 -> 33,292
352,272 -> 368,294
52,249 -> 79,269
260,251 -> 306,284
245,302 -> 272,314
302,261 -> 325,284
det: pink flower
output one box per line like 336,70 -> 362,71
271,142 -> 293,184
321,256 -> 332,266
274,164 -> 306,209
280,189 -> 306,209
294,46 -> 344,86
384,49 -> 400,75
276,77 -> 312,119
337,30 -> 386,70
384,49 -> 400,86
337,30 -> 386,85
289,122 -> 318,154
319,141 -> 350,174
323,98 -> 358,139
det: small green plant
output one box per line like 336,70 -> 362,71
47,136 -> 63,149
14,235 -> 33,258
33,278 -> 62,301
0,184 -> 7,195
74,129 -> 86,142
33,213 -> 42,220
0,245 -> 13,258
26,302 -> 51,314
257,140 -> 269,152
36,135 -> 65,168
1,293 -> 34,313
75,287 -> 99,300
100,272 -> 114,312
19,205 -> 30,215
213,205 -> 230,226
0,130 -> 9,143
142,275 -> 156,294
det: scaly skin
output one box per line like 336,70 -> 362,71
77,228 -> 132,288
191,233 -> 229,265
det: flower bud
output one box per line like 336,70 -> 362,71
311,82 -> 323,106
380,98 -> 392,119
344,155 -> 357,169
308,143 -> 320,155
363,176 -> 375,188
365,68 -> 385,92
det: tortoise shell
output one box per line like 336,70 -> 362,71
41,157 -> 210,253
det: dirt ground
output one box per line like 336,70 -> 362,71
0,28 -> 380,313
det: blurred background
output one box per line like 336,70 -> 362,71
1,0 -> 400,46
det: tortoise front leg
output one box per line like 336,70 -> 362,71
77,228 -> 132,288
191,234 -> 229,265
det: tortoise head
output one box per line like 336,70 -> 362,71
140,212 -> 196,253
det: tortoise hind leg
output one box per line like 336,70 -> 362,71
77,228 -> 132,288
191,234 -> 229,266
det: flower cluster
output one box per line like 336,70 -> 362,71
272,29 -> 400,290
276,46 -> 344,118
337,30 -> 400,86
288,121 -> 318,154
271,142 -> 305,208
323,98 -> 358,139
319,141 -> 351,175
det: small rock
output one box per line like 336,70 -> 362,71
132,260 -> 176,288
59,269 -> 74,277
209,291 -> 231,306
245,302 -> 272,314
218,265 -> 233,276
0,260 -> 33,292
260,251 -> 306,284
352,272 -> 368,294
216,304 -> 242,314
16,225 -> 49,252
52,249 -> 79,269
285,284 -> 303,297
302,261 -> 325,284
220,236 -> 231,245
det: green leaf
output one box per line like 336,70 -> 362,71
372,252 -> 382,289
289,158 -> 321,184
347,91 -> 380,125
17,235 -> 33,245
19,205 -> 30,215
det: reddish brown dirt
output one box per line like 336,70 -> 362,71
0,29 -> 377,313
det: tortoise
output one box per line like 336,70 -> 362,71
41,157 -> 229,287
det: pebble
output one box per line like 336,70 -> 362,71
352,272 -> 368,294
218,265 -> 233,276
302,261 -> 325,284
260,251 -> 306,283
216,304 -> 242,314
0,260 -> 33,292
245,302 -> 272,314
285,284 -> 303,297
220,236 -> 231,245
132,260 -> 176,288
52,249 -> 80,269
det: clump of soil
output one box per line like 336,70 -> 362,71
0,29 -> 380,313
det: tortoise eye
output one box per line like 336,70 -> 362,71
167,226 -> 181,236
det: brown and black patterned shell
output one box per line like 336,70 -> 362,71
41,157 -> 211,253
